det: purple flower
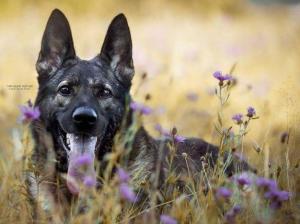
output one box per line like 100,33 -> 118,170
154,124 -> 169,136
216,187 -> 232,200
160,215 -> 177,224
256,177 -> 277,191
117,168 -> 130,183
155,124 -> 186,143
130,101 -> 152,115
186,92 -> 199,102
224,205 -> 242,224
232,205 -> 242,213
256,177 -> 290,209
19,101 -> 40,123
264,190 -> 290,201
73,153 -> 94,167
235,172 -> 251,187
83,175 -> 97,188
247,106 -> 256,118
119,183 -> 137,203
140,106 -> 152,115
264,189 -> 290,209
130,101 -> 140,111
232,113 -> 243,124
174,135 -> 186,143
213,71 -> 232,85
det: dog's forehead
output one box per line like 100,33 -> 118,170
62,59 -> 114,83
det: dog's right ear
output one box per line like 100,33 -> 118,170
36,9 -> 76,83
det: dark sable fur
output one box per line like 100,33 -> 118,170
28,9 -> 251,219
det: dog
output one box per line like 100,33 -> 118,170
27,9 -> 250,220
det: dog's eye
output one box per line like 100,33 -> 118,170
97,88 -> 112,98
58,86 -> 72,96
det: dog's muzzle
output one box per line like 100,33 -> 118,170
64,106 -> 99,194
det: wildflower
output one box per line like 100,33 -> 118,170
247,106 -> 256,118
264,189 -> 290,209
160,215 -> 177,224
73,153 -> 94,166
19,100 -> 40,123
256,177 -> 277,191
67,153 -> 96,194
213,71 -> 232,86
155,124 -> 186,143
174,135 -> 186,143
119,183 -> 138,203
232,113 -> 243,125
255,176 -> 290,209
83,176 -> 97,188
224,205 -> 242,224
216,187 -> 232,200
235,172 -> 251,187
155,124 -> 169,136
130,101 -> 152,115
117,168 -> 130,183
186,92 -> 199,101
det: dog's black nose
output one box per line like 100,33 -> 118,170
72,107 -> 98,126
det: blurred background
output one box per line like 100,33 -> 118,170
0,0 -> 300,178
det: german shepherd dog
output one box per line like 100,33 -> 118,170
28,9 -> 249,219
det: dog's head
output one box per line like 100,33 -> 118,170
34,9 -> 134,191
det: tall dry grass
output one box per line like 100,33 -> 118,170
0,0 -> 299,223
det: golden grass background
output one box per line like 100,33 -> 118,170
0,0 -> 299,222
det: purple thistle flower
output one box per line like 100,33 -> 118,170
140,106 -> 152,115
160,215 -> 177,224
216,187 -> 232,200
247,106 -> 256,118
232,205 -> 242,214
117,168 -> 130,183
213,71 -> 232,86
73,153 -> 94,167
264,189 -> 290,201
130,101 -> 140,111
264,189 -> 290,209
232,113 -> 243,125
19,101 -> 40,123
119,183 -> 137,203
256,177 -> 277,191
186,92 -> 199,102
224,205 -> 242,224
174,135 -> 186,143
130,101 -> 152,115
155,124 -> 186,143
255,176 -> 290,209
154,124 -> 169,136
83,175 -> 97,188
235,172 -> 251,187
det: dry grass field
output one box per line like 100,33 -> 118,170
0,0 -> 299,223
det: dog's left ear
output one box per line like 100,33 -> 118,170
100,14 -> 134,86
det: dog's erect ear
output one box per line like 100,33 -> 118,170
100,14 -> 134,86
36,9 -> 76,81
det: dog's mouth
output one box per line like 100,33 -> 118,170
57,124 -> 98,153
57,123 -> 98,194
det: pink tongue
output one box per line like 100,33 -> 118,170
66,135 -> 97,194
